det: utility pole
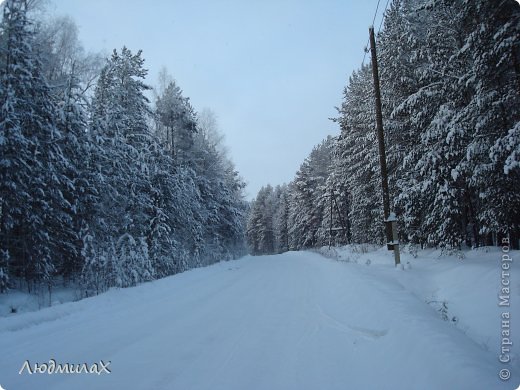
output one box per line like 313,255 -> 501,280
369,26 -> 400,266
326,189 -> 349,248
329,191 -> 333,248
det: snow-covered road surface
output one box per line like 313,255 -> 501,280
0,251 -> 515,389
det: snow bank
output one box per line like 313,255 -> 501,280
319,244 -> 520,372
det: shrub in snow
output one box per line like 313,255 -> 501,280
403,244 -> 418,258
439,301 -> 450,322
427,300 -> 458,323
352,244 -> 370,254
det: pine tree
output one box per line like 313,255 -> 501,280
155,80 -> 197,166
460,0 -> 520,246
116,234 -> 153,287
0,249 -> 9,293
335,66 -> 384,244
80,232 -> 106,296
286,138 -> 334,249
273,185 -> 290,253
246,186 -> 275,255
84,47 -> 158,288
0,0 -> 72,290
54,65 -> 89,280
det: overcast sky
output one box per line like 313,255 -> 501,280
50,0 -> 385,199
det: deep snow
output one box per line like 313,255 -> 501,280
0,248 -> 518,390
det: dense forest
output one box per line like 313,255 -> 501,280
1,0 -> 520,300
0,0 -> 248,296
247,0 -> 520,254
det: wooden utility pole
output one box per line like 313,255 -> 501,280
369,26 -> 400,266
329,192 -> 333,248
326,189 -> 349,247
369,26 -> 390,222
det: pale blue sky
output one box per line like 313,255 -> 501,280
50,0 -> 386,199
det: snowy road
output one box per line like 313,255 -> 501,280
0,251 -> 513,389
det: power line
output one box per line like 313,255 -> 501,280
362,0 -> 381,66
362,0 -> 391,66
377,0 -> 391,34
372,0 -> 382,27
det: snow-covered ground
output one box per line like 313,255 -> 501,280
0,284 -> 81,317
0,247 -> 518,390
